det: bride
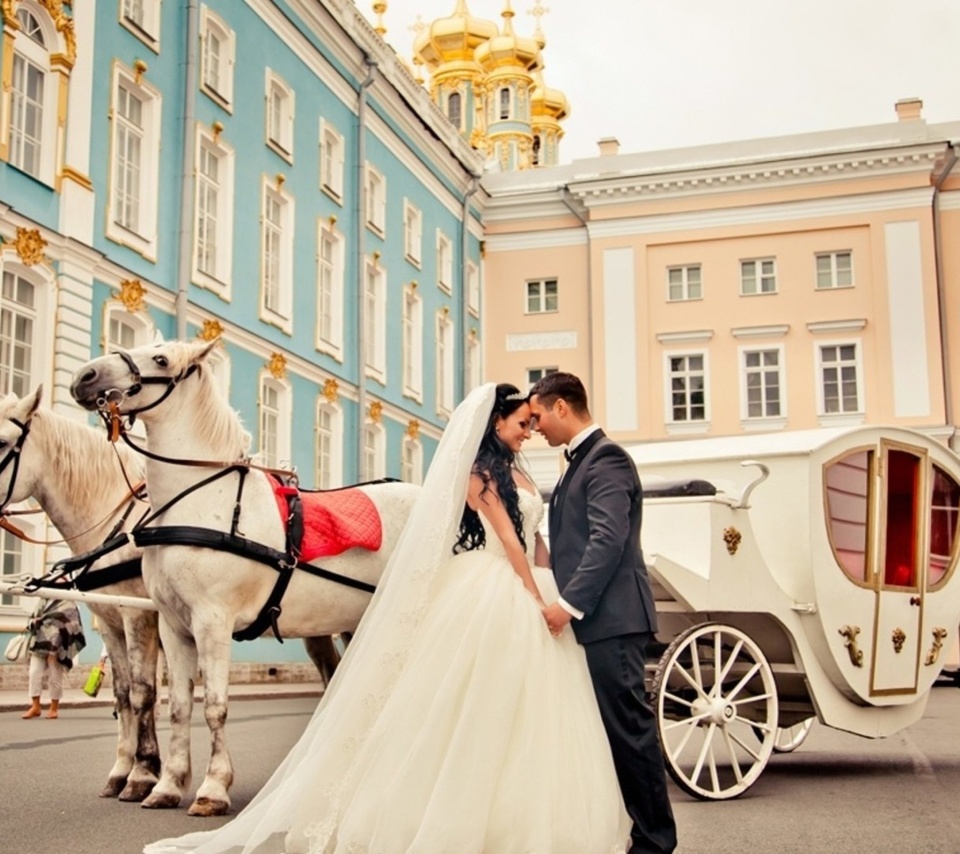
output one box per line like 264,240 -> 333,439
145,383 -> 630,854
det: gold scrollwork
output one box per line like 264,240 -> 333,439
722,526 -> 741,556
266,352 -> 287,380
839,625 -> 864,667
892,627 -> 906,654
116,278 -> 146,313
322,378 -> 339,404
368,400 -> 383,424
11,227 -> 47,266
197,319 -> 224,342
3,1 -> 76,66
924,627 -> 948,666
406,419 -> 420,440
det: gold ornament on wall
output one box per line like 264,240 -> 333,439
10,227 -> 48,266
133,59 -> 148,85
322,378 -> 339,403
3,1 -> 77,66
116,279 -> 147,313
839,625 -> 864,667
267,352 -> 287,380
722,526 -> 741,555
925,627 -> 948,666
368,400 -> 383,424
197,319 -> 224,342
892,627 -> 906,654
406,419 -> 420,440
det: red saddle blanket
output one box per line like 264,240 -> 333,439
269,477 -> 382,562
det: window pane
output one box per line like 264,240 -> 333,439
884,450 -> 919,587
825,450 -> 870,582
930,464 -> 960,587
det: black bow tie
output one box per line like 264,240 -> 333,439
564,447 -> 576,463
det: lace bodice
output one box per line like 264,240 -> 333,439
478,486 -> 544,563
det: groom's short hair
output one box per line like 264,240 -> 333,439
530,372 -> 589,416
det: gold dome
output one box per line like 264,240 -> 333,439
531,70 -> 569,121
413,0 -> 498,69
475,1 -> 542,73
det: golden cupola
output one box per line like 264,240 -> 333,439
474,1 -> 542,74
413,0 -> 498,71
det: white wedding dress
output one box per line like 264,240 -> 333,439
145,385 -> 629,854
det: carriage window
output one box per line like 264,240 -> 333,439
929,464 -> 960,588
825,450 -> 871,583
883,450 -> 920,589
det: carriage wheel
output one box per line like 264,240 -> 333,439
772,717 -> 814,753
651,622 -> 778,800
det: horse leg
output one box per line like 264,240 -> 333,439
188,620 -> 235,817
142,618 -> 196,810
119,610 -> 162,802
98,626 -> 136,798
302,635 -> 343,686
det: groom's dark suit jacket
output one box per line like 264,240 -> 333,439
549,430 -> 658,644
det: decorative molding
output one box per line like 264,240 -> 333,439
482,227 -> 587,252
3,1 -> 77,66
133,58 -> 148,84
322,378 -> 340,403
267,352 -> 287,379
368,400 -> 383,424
406,419 -> 420,440
506,330 -> 577,352
197,319 -> 224,341
60,165 -> 93,190
10,228 -> 48,266
116,278 -> 147,312
806,318 -> 867,334
656,330 -> 714,344
731,324 -> 790,339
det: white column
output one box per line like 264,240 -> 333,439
602,247 -> 638,431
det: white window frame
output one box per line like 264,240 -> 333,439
257,373 -> 292,469
740,258 -> 777,296
816,251 -> 854,290
259,179 -> 294,333
365,164 -> 386,235
526,278 -> 558,314
5,4 -> 59,185
739,345 -> 787,428
319,119 -> 344,202
466,332 -> 481,392
265,69 -> 294,162
361,421 -> 385,482
192,124 -> 235,297
499,86 -> 511,120
663,350 -> 710,433
401,437 -> 423,485
402,286 -> 423,400
436,310 -> 455,416
0,261 -> 52,399
119,0 -> 162,52
364,261 -> 386,383
467,261 -> 480,316
446,89 -> 463,130
436,230 -> 453,293
404,200 -> 422,267
316,220 -> 345,360
103,304 -> 155,352
816,340 -> 864,422
667,265 -> 702,302
526,367 -> 558,388
315,399 -> 343,490
199,4 -> 235,112
106,62 -> 162,259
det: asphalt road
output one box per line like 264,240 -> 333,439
2,687 -> 959,854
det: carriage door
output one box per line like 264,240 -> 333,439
869,443 -> 924,696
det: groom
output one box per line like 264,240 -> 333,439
529,372 -> 677,854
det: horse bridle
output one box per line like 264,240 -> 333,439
0,416 -> 32,512
95,349 -> 200,422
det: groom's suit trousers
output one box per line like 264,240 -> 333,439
583,632 -> 677,854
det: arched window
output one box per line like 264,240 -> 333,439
361,422 -> 385,482
401,437 -> 423,485
5,4 -> 59,183
499,87 -> 511,120
258,374 -> 291,469
0,270 -> 38,396
315,400 -> 343,489
447,91 -> 462,129
532,134 -> 542,166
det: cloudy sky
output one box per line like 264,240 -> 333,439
361,0 -> 960,163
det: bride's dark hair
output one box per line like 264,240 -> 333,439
453,384 -> 528,554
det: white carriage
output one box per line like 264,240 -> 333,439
630,426 -> 960,800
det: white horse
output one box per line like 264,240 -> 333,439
0,387 -> 162,801
70,339 -> 421,816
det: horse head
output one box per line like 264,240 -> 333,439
70,338 -> 220,418
0,385 -> 43,510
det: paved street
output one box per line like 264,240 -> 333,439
1,686 -> 959,854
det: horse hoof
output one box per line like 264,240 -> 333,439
99,777 -> 127,798
188,797 -> 229,817
119,779 -> 156,802
141,791 -> 181,810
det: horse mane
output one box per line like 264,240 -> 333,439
33,410 -> 146,507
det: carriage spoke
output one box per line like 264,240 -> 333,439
724,661 -> 762,703
673,661 -> 710,701
721,726 -> 745,784
711,632 -> 723,698
690,722 -> 717,785
732,691 -> 774,706
715,638 -> 745,687
727,728 -> 763,761
663,690 -> 697,709
662,708 -> 712,731
667,714 -> 702,761
707,737 -> 720,794
690,637 -> 705,696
